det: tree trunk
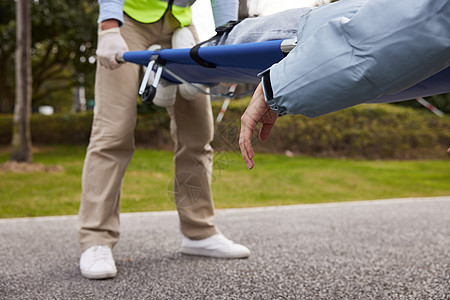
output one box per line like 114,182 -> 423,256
238,0 -> 249,20
11,0 -> 32,163
72,85 -> 86,113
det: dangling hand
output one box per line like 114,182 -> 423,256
239,83 -> 278,170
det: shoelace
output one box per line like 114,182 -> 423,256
93,246 -> 111,261
215,234 -> 234,245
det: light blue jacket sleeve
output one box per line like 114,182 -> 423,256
98,0 -> 125,25
265,0 -> 450,118
211,0 -> 239,27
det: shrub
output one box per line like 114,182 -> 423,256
0,100 -> 448,159
213,99 -> 450,159
0,111 -> 172,148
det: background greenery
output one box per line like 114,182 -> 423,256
1,1 -> 448,218
0,99 -> 449,159
0,145 -> 448,218
0,0 -> 97,113
1,0 -> 449,115
1,99 -> 448,218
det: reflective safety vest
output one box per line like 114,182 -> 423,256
124,0 -> 194,27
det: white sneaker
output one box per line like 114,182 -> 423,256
181,234 -> 251,258
79,245 -> 117,279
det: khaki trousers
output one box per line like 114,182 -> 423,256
78,14 -> 218,252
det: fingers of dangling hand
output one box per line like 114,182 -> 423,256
239,83 -> 274,169
239,111 -> 257,170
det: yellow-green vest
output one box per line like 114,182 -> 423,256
124,0 -> 193,27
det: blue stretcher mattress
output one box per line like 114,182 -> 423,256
122,39 -> 450,102
123,40 -> 286,85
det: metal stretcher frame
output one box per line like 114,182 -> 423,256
117,39 -> 450,104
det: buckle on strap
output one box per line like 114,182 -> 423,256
189,20 -> 240,68
215,20 -> 240,34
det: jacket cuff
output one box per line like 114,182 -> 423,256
259,69 -> 288,116
98,0 -> 124,26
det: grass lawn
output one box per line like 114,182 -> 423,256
0,145 -> 449,218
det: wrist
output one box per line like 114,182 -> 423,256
260,70 -> 273,101
98,27 -> 120,36
100,19 -> 119,31
260,70 -> 288,116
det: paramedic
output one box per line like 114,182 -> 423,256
239,0 -> 450,169
79,0 -> 250,280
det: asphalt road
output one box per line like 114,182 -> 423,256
0,197 -> 449,299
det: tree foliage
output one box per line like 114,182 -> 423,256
0,0 -> 98,113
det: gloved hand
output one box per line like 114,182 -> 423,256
152,79 -> 177,107
96,27 -> 129,70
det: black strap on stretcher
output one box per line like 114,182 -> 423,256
189,20 -> 240,68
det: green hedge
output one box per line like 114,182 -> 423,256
0,99 -> 449,159
213,99 -> 450,159
0,110 -> 172,148
0,113 -> 92,145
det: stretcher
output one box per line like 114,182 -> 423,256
117,39 -> 450,104
117,39 -> 295,103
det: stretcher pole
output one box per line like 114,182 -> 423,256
415,97 -> 445,117
216,84 -> 237,124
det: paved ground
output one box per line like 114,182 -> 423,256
0,197 -> 449,299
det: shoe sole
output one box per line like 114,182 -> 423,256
80,269 -> 117,280
181,247 -> 250,259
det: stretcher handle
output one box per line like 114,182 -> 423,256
139,60 -> 155,95
280,39 -> 297,54
116,52 -> 125,64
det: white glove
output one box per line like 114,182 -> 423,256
96,27 -> 129,70
178,83 -> 207,101
153,79 -> 177,107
